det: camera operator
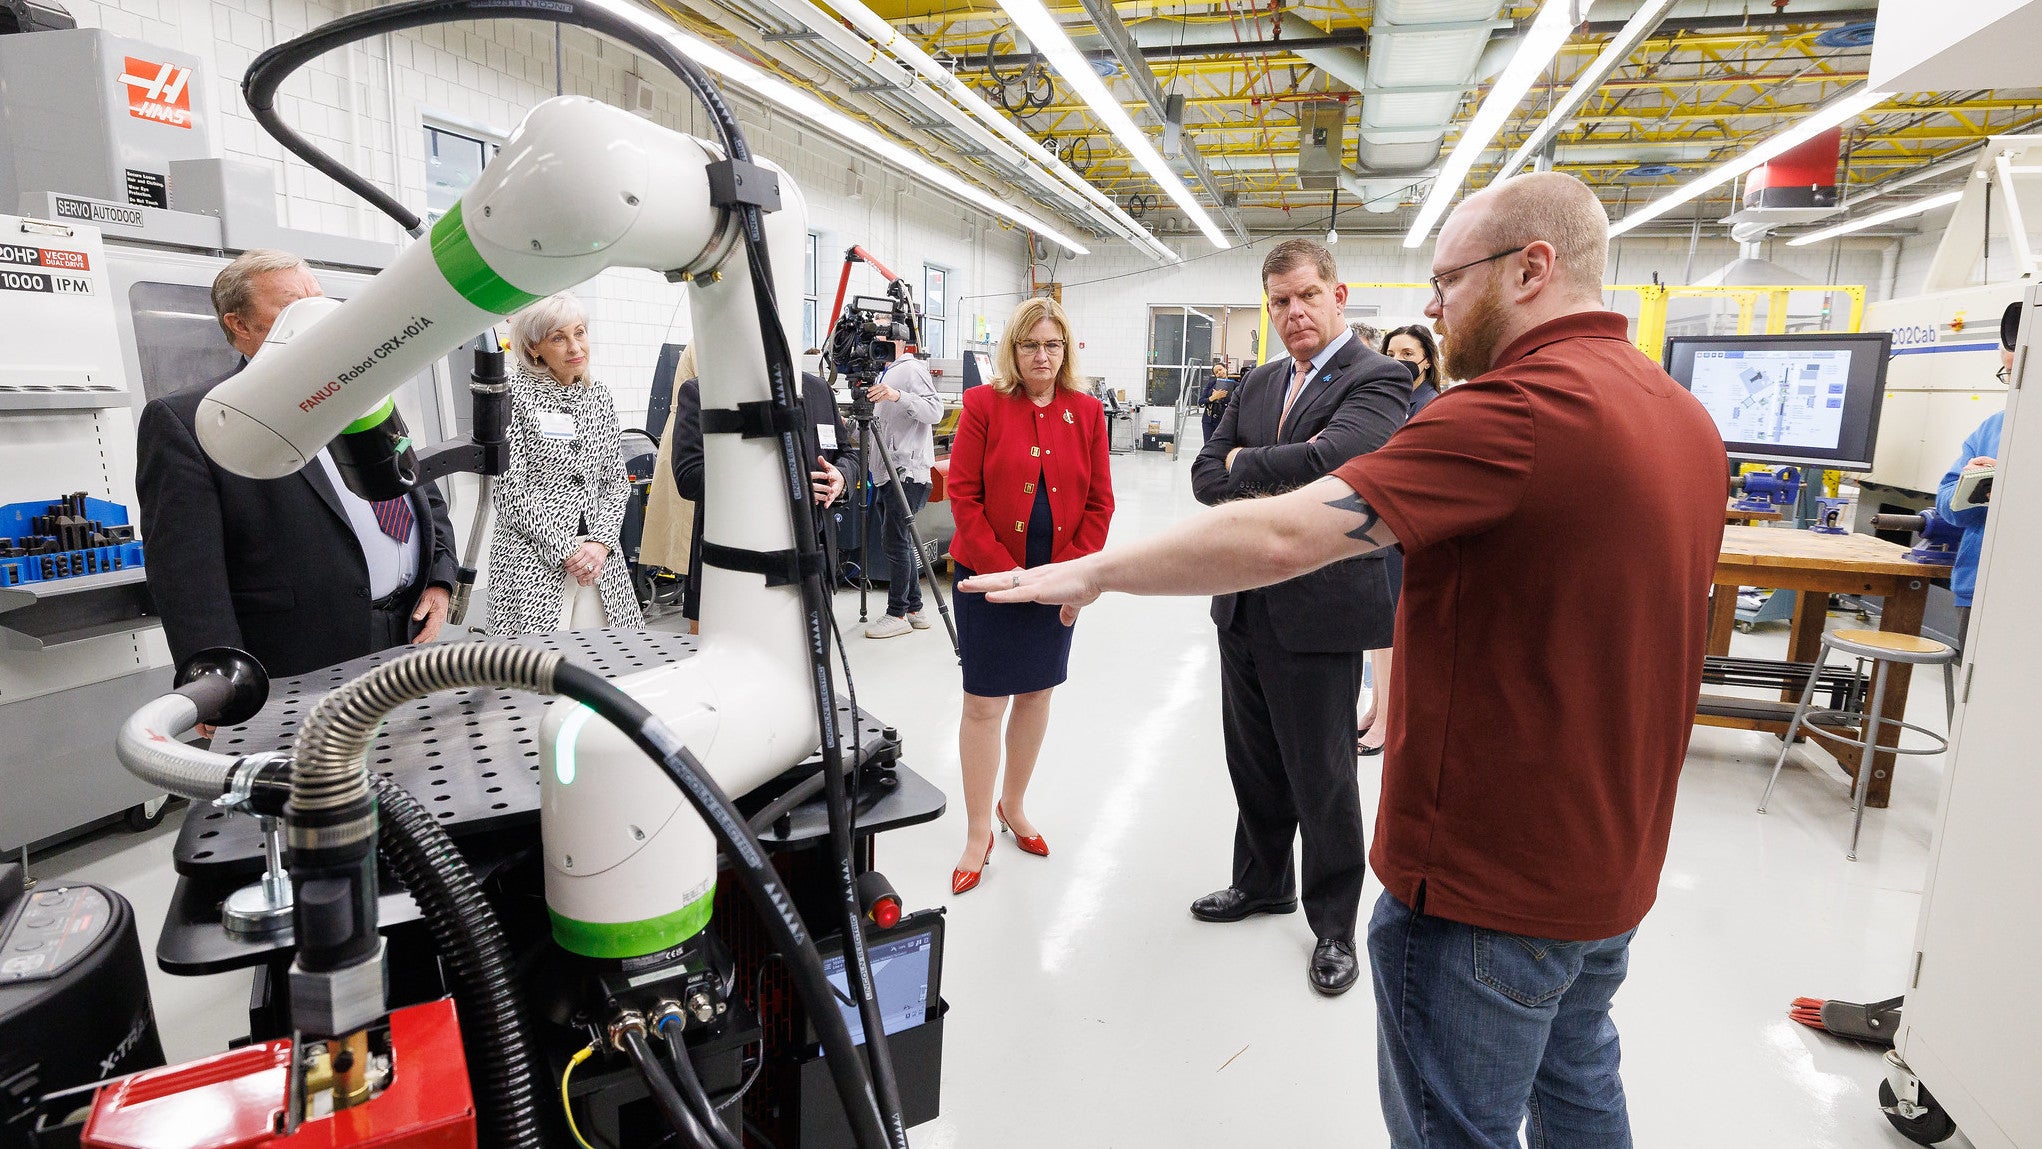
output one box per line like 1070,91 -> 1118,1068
863,341 -> 944,639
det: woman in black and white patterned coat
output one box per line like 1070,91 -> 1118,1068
487,292 -> 646,635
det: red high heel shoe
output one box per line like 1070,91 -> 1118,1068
996,801 -> 1050,857
951,832 -> 993,895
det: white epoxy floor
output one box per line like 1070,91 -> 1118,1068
33,447 -> 1965,1148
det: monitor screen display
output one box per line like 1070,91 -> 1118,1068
963,350 -> 994,391
1663,332 -> 1891,470
819,925 -> 938,1046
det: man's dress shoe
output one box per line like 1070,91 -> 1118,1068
1189,887 -> 1299,923
1309,937 -> 1360,996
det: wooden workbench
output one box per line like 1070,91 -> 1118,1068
1704,525 -> 1938,807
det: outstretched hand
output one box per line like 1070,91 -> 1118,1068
958,560 -> 1101,626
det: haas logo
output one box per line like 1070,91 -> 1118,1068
119,57 -> 194,129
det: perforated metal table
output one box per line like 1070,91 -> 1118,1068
157,629 -> 943,976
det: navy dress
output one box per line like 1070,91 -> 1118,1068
953,473 -> 1073,697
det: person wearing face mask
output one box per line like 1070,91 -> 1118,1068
487,291 -> 645,635
137,249 -> 458,718
1186,238 -> 1412,997
1383,324 -> 1445,414
1355,324 -> 1447,756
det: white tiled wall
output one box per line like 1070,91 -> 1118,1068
54,0 -> 1030,427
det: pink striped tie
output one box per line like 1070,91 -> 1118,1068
1279,358 -> 1313,431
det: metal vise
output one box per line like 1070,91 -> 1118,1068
1809,496 -> 1852,535
1731,466 -> 1803,513
1870,510 -> 1964,565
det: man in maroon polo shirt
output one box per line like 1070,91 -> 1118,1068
964,171 -> 1727,1147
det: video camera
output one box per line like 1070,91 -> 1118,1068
824,278 -> 921,411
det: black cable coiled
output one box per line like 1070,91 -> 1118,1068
369,773 -> 545,1149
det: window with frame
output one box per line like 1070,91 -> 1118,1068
804,231 -> 820,351
922,264 -> 947,358
423,125 -> 498,224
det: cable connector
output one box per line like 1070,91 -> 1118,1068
653,1000 -> 688,1035
606,1009 -> 649,1053
705,158 -> 781,213
686,990 -> 724,1025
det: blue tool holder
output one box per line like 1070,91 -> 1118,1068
0,496 -> 146,588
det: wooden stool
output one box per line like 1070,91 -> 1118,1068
1757,629 -> 1957,860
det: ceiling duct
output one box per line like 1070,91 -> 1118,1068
1362,0 -> 1515,174
1088,13 -> 1372,87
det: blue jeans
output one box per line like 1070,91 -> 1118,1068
873,477 -> 930,617
1368,891 -> 1636,1149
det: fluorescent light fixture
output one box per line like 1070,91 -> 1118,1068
825,0 -> 1177,262
1609,86 -> 1891,237
1786,190 -> 1963,246
598,0 -> 1092,255
998,0 -> 1230,250
1404,0 -> 1591,248
1498,0 -> 1673,181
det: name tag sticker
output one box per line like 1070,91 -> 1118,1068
817,423 -> 839,450
537,410 -> 577,440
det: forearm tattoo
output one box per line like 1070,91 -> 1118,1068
1324,489 -> 1388,547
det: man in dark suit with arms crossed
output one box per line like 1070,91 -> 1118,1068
136,250 -> 457,732
1188,238 -> 1411,996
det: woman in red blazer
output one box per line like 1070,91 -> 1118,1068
945,297 -> 1115,894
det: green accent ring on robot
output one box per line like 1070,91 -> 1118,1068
341,396 -> 397,434
430,200 -> 544,315
548,887 -> 716,958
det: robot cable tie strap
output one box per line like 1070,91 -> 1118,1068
697,540 -> 824,588
701,400 -> 799,440
705,159 -> 782,214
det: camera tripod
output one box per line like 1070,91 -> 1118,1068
845,384 -> 959,657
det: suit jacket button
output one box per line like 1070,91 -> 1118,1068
356,587 -> 368,598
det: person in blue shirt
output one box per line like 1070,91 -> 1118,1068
1933,301 -> 2018,646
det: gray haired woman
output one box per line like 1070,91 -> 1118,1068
487,291 -> 645,635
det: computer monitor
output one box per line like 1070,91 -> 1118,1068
1662,332 -> 1892,471
810,912 -> 943,1048
961,350 -> 995,392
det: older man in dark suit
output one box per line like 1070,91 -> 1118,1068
1189,238 -> 1411,996
135,250 -> 457,726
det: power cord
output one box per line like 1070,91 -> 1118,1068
560,1043 -> 599,1149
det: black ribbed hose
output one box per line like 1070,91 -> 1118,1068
369,773 -> 545,1149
